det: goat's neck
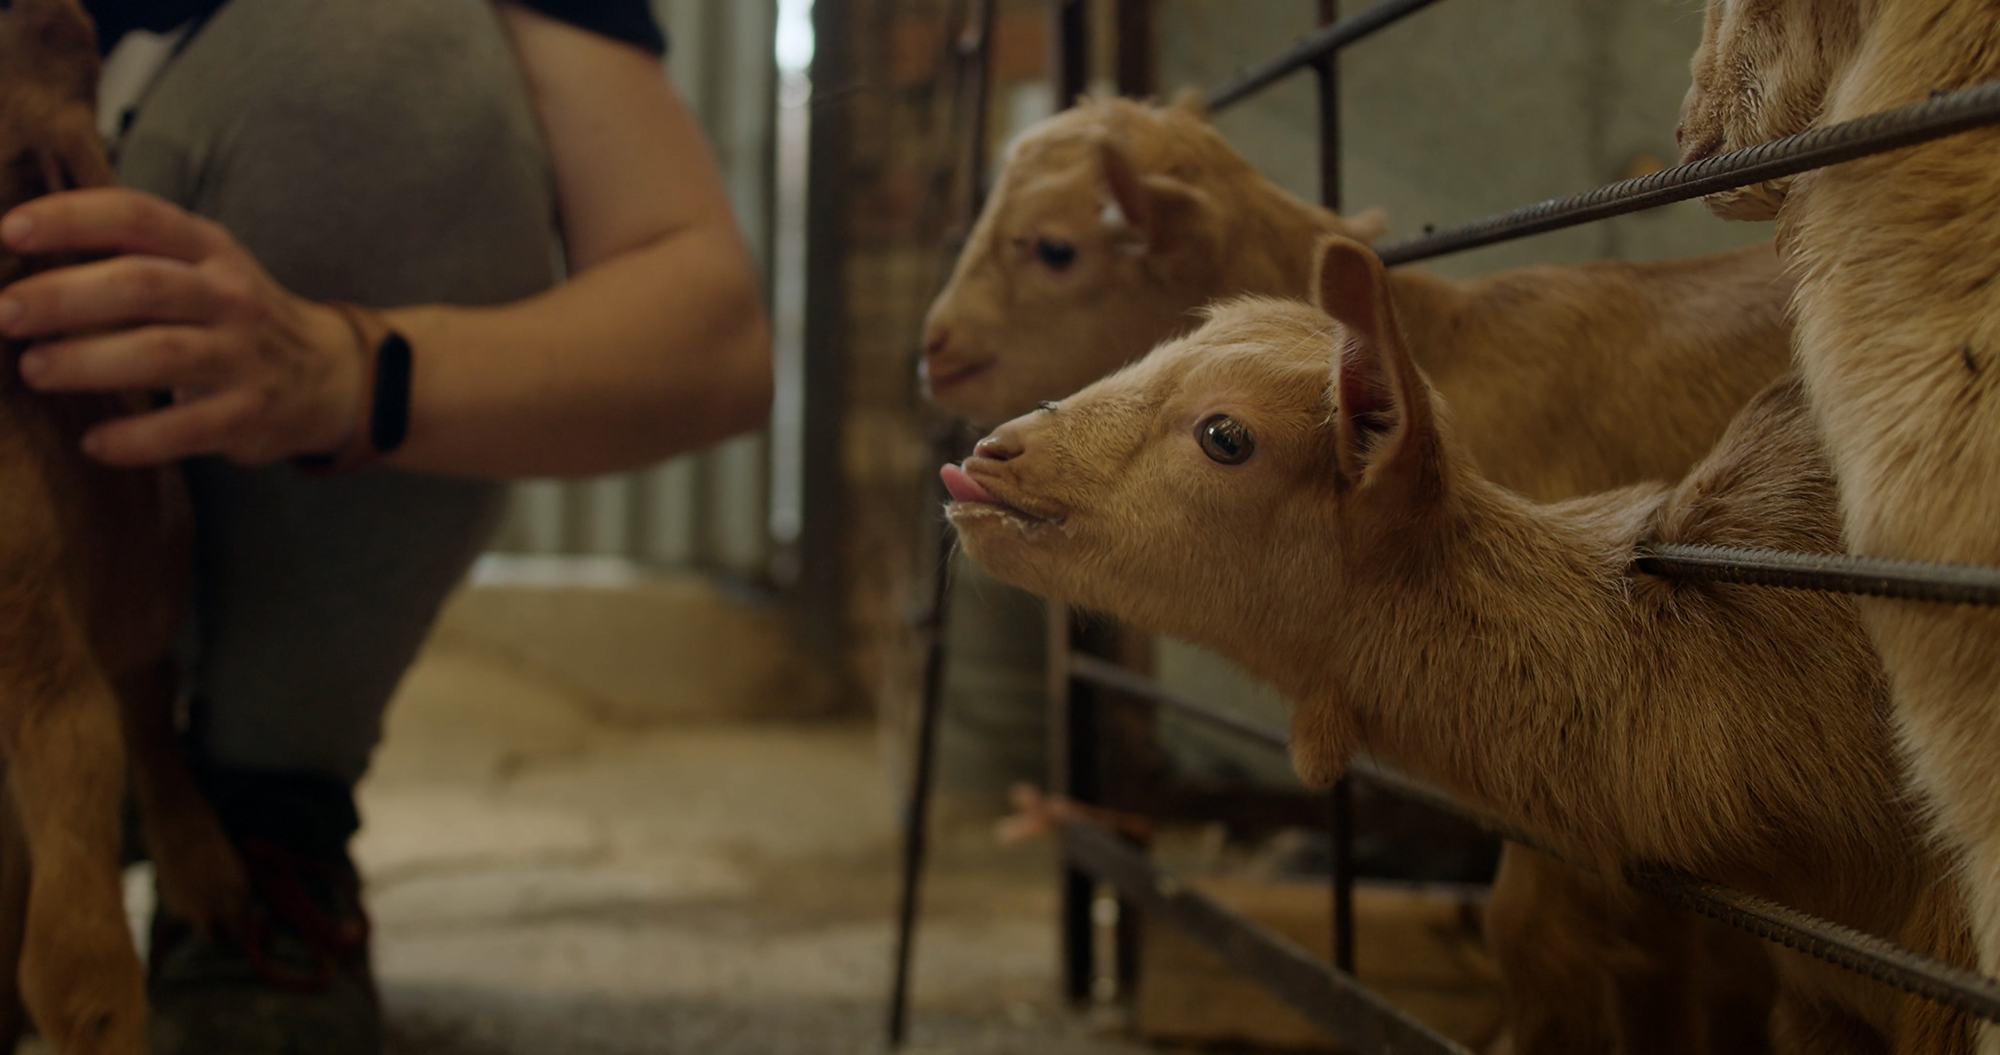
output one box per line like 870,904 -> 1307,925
1244,481 -> 1660,851
1193,466 -> 1899,883
1203,178 -> 1466,367
1210,179 -> 1343,299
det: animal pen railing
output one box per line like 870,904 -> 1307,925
885,1 -> 2000,1051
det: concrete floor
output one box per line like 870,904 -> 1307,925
354,637 -> 1157,1055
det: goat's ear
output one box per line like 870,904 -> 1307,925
1313,235 -> 1439,497
1336,206 -> 1390,245
1098,138 -> 1214,257
1168,87 -> 1209,119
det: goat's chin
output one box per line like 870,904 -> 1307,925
1702,180 -> 1787,222
1289,743 -> 1348,790
948,508 -> 1064,595
931,364 -> 1075,430
1287,700 -> 1360,789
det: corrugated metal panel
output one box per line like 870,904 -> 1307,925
488,0 -> 778,577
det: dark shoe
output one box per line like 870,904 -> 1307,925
148,769 -> 383,1055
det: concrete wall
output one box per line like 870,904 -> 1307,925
1161,0 -> 1767,274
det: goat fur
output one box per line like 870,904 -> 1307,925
944,236 -> 1974,1054
925,94 -> 1797,1051
1682,5 -> 2000,1052
0,2 -> 248,1051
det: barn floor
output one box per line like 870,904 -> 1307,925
352,634 -> 1157,1055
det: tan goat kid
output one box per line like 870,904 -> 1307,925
925,94 -> 1797,1052
921,96 -> 1791,507
0,1 -> 249,1051
1681,4 -> 2000,1050
944,236 -> 1975,1054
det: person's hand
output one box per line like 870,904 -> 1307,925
0,188 -> 366,467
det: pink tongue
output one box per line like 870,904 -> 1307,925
940,463 -> 1001,504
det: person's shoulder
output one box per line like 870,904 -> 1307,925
168,0 -> 538,117
137,0 -> 552,180
510,0 -> 668,56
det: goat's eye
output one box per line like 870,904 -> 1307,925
1035,238 -> 1077,271
1197,414 -> 1255,465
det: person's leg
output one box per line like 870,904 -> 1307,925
111,1 -> 562,1050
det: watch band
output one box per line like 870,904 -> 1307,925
367,327 -> 412,454
293,303 -> 411,474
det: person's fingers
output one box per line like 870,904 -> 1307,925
0,255 -> 231,338
79,389 -> 254,466
0,188 -> 228,263
18,326 -> 227,394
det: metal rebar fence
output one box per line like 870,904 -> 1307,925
889,0 -> 2000,1047
1030,0 -> 2000,1044
1066,656 -> 2000,1026
1376,79 -> 2000,266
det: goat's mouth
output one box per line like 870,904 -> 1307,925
1678,131 -> 1723,166
940,463 -> 1064,529
922,357 -> 995,397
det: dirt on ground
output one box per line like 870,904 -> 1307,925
355,641 -> 1157,1055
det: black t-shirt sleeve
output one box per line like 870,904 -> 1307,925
84,0 -> 228,52
513,0 -> 668,55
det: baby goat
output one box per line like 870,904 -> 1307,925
921,96 -> 1791,507
945,236 -> 1973,1054
0,1 -> 247,1051
1681,5 -> 2000,1050
927,94 -> 1795,1052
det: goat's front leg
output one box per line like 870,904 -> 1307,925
1485,845 -> 1619,1053
0,588 -> 147,1055
116,660 -> 246,936
1606,904 -> 1705,1055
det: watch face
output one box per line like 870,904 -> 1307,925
369,332 -> 412,454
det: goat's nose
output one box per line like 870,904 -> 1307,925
973,432 -> 1021,462
922,324 -> 950,359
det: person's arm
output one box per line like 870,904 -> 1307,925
0,2 -> 770,476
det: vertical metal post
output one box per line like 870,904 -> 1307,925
1109,0 -> 1154,1004
1045,0 -> 1096,1004
886,504 -> 956,1048
1052,0 -> 1090,108
1313,0 -> 1358,980
1314,0 -> 1343,213
946,0 -> 999,241
1329,778 -> 1356,974
1049,603 -> 1098,1003
1113,0 -> 1153,98
886,3 -> 997,1047
797,0 -> 853,687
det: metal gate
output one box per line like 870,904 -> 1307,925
890,1 -> 2000,1050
